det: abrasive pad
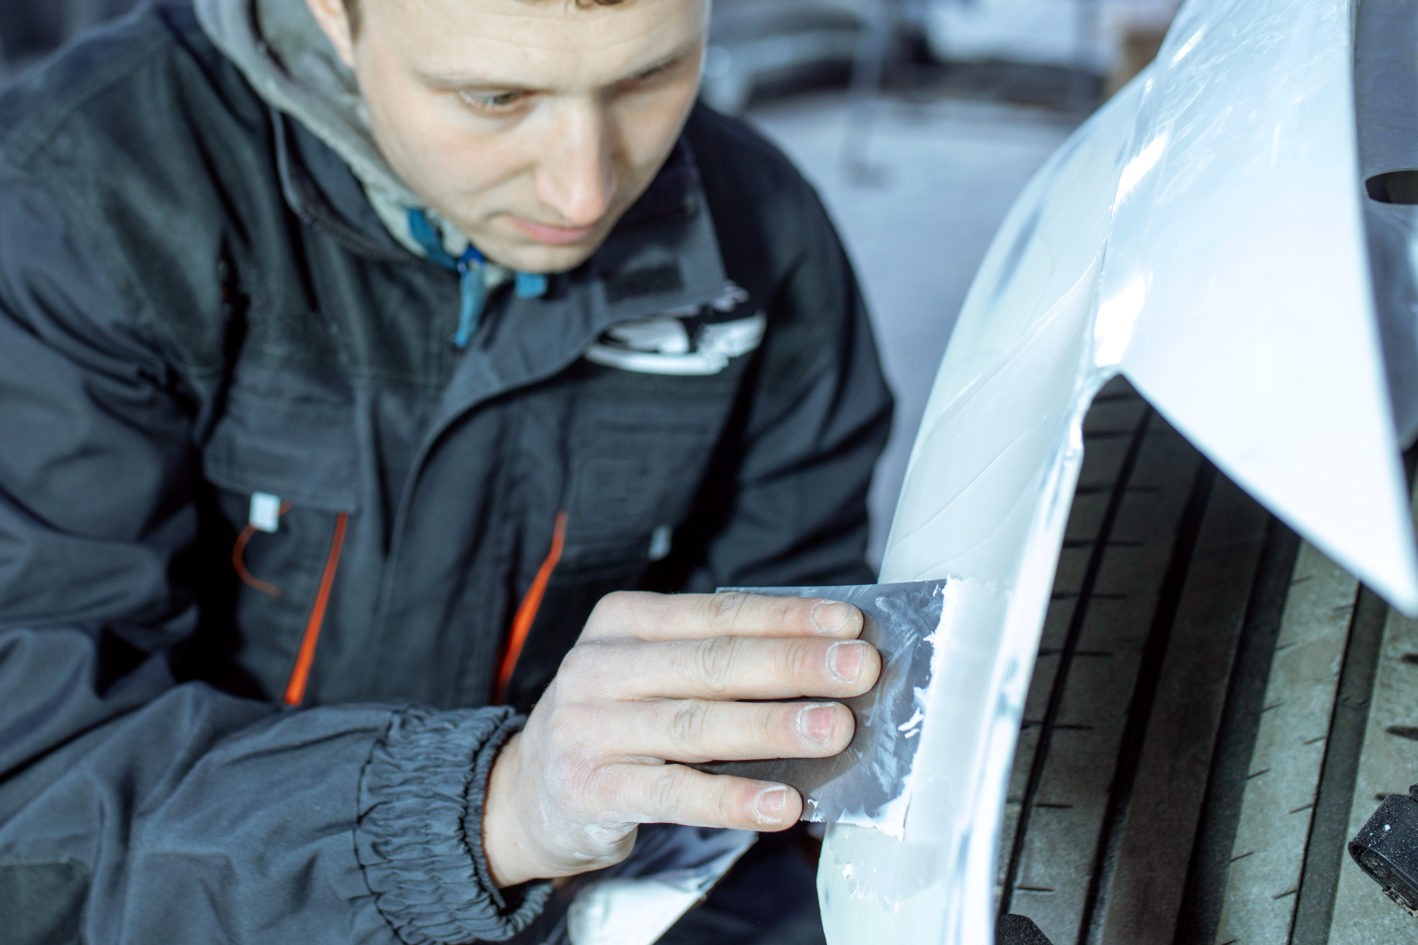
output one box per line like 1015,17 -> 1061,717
707,579 -> 950,832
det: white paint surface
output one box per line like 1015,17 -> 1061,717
820,0 -> 1418,942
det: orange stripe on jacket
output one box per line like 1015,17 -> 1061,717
495,512 -> 568,705
283,513 -> 350,706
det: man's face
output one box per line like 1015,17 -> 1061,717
308,0 -> 709,273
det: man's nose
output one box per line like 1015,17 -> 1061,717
535,104 -> 617,228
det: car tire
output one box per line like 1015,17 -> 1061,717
996,377 -> 1418,945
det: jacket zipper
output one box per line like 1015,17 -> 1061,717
283,513 -> 350,706
494,511 -> 568,705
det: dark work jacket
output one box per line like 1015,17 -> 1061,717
0,4 -> 893,943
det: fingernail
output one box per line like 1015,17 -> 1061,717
828,641 -> 865,683
798,704 -> 838,743
810,600 -> 854,635
754,785 -> 789,824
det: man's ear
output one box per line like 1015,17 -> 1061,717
303,0 -> 357,68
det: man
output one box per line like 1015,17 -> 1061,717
0,0 -> 893,941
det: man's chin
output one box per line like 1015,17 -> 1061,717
487,241 -> 601,277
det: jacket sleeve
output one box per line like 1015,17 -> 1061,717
664,178 -> 895,593
0,176 -> 549,942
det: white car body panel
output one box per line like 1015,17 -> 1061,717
818,0 -> 1418,942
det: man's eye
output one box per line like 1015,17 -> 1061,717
621,59 -> 683,92
457,90 -> 528,114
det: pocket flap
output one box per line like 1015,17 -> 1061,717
204,388 -> 358,514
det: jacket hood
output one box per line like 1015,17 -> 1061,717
194,0 -> 445,254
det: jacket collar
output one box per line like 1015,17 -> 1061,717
273,105 -> 728,330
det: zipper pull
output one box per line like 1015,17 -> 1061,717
453,246 -> 487,349
249,492 -> 283,534
516,272 -> 549,299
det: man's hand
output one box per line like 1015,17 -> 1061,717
481,591 -> 881,887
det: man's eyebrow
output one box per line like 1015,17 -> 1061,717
415,38 -> 702,92
620,40 -> 701,81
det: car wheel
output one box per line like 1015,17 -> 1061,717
999,378 -> 1418,945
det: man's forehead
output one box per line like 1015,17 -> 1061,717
366,0 -> 701,43
378,0 -> 638,18
369,0 -> 708,87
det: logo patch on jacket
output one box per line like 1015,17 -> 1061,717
587,282 -> 764,376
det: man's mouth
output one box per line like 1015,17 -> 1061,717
508,216 -> 601,246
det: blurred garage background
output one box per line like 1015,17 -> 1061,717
0,0 -> 1179,563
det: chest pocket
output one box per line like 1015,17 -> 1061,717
499,390 -> 732,711
196,381 -> 359,704
558,394 -> 728,573
558,425 -> 714,571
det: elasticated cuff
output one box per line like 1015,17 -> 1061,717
356,706 -> 552,944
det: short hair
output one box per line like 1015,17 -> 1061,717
342,0 -> 628,34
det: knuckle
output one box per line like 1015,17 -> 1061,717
762,705 -> 788,747
776,594 -> 805,627
782,637 -> 824,684
579,759 -> 622,805
557,642 -> 594,679
556,642 -> 606,689
587,590 -> 660,633
720,782 -> 748,826
584,823 -> 638,867
556,639 -> 626,695
710,591 -> 749,628
547,728 -> 596,781
691,637 -> 736,693
667,701 -> 709,750
589,590 -> 634,626
543,709 -> 612,771
648,768 -> 682,819
560,758 -> 599,805
566,744 -> 630,810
